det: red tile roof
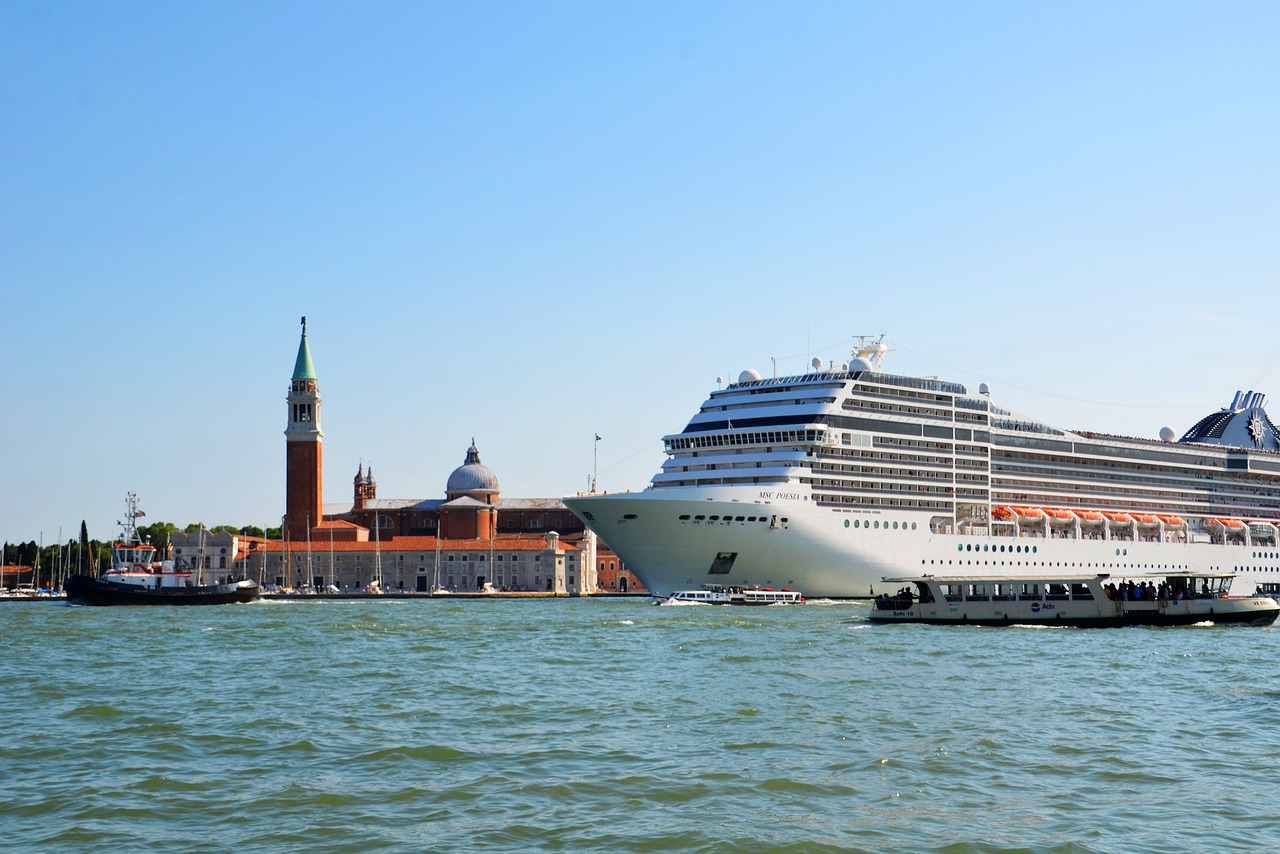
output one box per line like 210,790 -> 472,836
251,535 -> 576,554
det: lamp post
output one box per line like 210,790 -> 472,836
592,433 -> 601,493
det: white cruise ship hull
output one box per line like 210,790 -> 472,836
566,488 -> 1277,599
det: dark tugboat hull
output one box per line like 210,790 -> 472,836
64,575 -> 260,606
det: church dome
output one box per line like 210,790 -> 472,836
446,440 -> 499,496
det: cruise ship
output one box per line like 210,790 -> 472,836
564,337 -> 1280,599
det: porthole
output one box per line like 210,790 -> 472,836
911,522 -> 917,530
844,520 -> 850,528
854,519 -> 861,528
893,521 -> 899,530
957,544 -> 963,552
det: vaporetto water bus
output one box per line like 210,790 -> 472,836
868,571 -> 1279,627
565,336 -> 1280,599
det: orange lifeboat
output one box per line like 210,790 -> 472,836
1131,513 -> 1161,528
1072,509 -> 1106,525
1156,514 -> 1186,528
992,505 -> 1015,521
1206,517 -> 1247,530
1102,511 -> 1134,525
1010,505 -> 1047,524
1041,507 -> 1075,524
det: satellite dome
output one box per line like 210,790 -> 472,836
738,368 -> 762,383
811,357 -> 824,371
1159,426 -> 1176,442
446,440 -> 499,496
979,383 -> 991,396
849,356 -> 874,373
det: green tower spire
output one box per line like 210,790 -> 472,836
292,316 -> 317,380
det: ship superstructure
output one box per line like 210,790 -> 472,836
565,337 -> 1280,598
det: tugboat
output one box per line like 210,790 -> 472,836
64,493 -> 260,606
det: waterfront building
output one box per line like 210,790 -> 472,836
257,320 -> 627,595
0,565 -> 34,590
169,529 -> 267,583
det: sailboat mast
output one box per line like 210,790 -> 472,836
374,516 -> 382,590
305,515 -> 313,592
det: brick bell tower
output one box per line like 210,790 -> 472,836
284,316 -> 323,540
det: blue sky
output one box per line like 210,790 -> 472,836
3,1 -> 1279,544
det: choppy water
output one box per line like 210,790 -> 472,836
4,598 -> 1280,852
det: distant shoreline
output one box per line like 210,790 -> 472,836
2,591 -> 652,604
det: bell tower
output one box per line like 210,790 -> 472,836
284,316 -> 323,539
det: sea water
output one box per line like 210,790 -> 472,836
3,598 -> 1280,853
